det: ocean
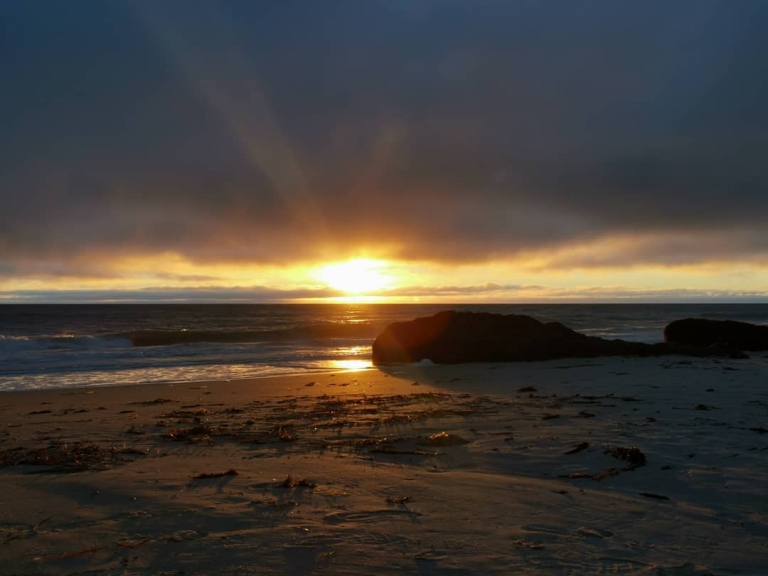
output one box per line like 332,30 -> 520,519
2,303 -> 767,392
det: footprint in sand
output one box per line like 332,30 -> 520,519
511,539 -> 546,550
323,509 -> 422,525
521,523 -> 570,535
577,526 -> 614,539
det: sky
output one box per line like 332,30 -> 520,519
2,0 -> 768,303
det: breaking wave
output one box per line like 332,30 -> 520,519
0,334 -> 131,352
1,322 -> 381,351
115,322 -> 382,347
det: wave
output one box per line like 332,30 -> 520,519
1,323 -> 383,352
0,334 -> 131,352
116,322 -> 383,347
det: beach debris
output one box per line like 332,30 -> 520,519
117,538 -> 152,549
511,539 -> 546,549
352,436 -> 398,447
1,515 -> 54,543
558,442 -> 646,481
250,497 -> 299,510
160,408 -> 210,420
27,410 -> 52,415
577,527 -> 614,539
192,468 -> 238,480
564,442 -> 589,455
271,424 -> 296,442
638,492 -> 670,500
605,446 -> 646,469
0,441 -> 148,472
32,515 -> 53,535
416,432 -> 469,446
517,386 -> 537,393
167,424 -> 213,443
593,468 -> 620,480
558,472 -> 596,480
386,495 -> 412,504
542,413 -> 561,420
129,398 -> 174,405
279,475 -> 316,489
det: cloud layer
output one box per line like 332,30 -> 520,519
2,1 -> 768,281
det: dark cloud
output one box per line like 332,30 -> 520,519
2,0 -> 768,273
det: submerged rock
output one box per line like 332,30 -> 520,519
371,311 -> 744,365
664,318 -> 768,351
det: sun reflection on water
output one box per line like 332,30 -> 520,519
330,359 -> 372,371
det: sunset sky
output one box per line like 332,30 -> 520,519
2,1 -> 768,303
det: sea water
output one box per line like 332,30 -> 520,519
2,303 -> 767,391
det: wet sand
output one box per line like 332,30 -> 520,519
1,356 -> 767,574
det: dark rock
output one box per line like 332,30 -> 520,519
664,318 -> 768,351
371,311 -> 744,365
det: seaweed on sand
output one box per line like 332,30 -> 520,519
0,441 -> 148,472
192,469 -> 238,480
167,424 -> 214,443
279,475 -> 316,489
605,446 -> 647,469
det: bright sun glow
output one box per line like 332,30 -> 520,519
315,259 -> 392,294
331,359 -> 372,371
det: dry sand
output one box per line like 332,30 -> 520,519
1,356 -> 767,575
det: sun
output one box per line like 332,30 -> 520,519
315,259 -> 392,295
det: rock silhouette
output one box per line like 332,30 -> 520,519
664,318 -> 768,350
372,311 -> 745,365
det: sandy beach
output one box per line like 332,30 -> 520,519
2,356 -> 768,575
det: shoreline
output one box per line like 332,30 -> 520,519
0,366 -> 384,396
2,357 -> 767,574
